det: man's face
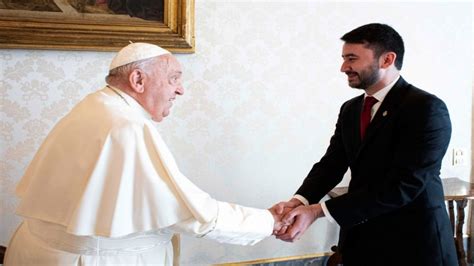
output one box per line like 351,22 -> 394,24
340,43 -> 381,90
142,55 -> 184,122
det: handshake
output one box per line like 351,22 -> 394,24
268,198 -> 325,242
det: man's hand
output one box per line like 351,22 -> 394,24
271,198 -> 304,215
276,203 -> 324,242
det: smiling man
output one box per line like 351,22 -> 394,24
4,43 -> 284,266
274,23 -> 457,266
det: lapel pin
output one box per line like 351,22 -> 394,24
383,111 -> 388,117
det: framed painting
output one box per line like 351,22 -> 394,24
0,0 -> 194,53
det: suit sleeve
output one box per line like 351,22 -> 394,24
295,102 -> 350,204
326,94 -> 451,228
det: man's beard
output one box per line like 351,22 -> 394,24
346,61 -> 380,90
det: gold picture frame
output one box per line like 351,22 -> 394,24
0,0 -> 194,53
214,252 -> 334,266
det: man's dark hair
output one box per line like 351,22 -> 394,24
341,23 -> 405,70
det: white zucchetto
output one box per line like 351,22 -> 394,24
109,42 -> 171,70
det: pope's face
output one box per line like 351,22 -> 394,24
340,43 -> 381,90
142,55 -> 184,122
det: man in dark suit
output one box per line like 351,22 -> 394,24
274,23 -> 457,266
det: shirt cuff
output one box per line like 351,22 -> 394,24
292,194 -> 309,206
321,201 -> 337,224
203,202 -> 273,245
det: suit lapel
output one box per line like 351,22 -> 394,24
355,77 -> 409,158
353,95 -> 364,149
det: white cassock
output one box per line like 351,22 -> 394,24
5,87 -> 273,266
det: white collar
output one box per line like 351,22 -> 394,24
106,85 -> 152,120
365,75 -> 400,103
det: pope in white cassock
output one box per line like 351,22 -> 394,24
4,43 -> 283,265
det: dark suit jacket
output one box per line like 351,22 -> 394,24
296,77 -> 457,266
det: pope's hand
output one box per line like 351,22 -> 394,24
270,198 -> 302,235
276,203 -> 324,242
268,206 -> 285,232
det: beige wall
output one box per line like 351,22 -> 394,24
1,1 -> 472,264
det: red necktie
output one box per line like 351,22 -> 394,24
360,96 -> 378,139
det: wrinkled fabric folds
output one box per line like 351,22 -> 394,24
15,88 -> 217,237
